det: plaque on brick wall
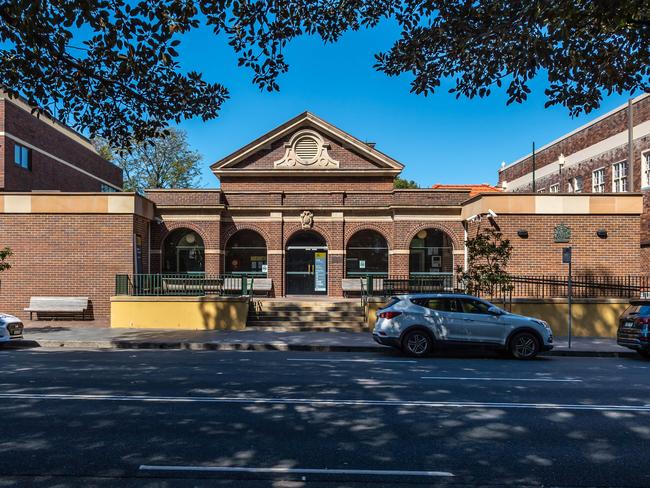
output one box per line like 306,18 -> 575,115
554,223 -> 571,243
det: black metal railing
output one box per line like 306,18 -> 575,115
115,274 -> 255,297
507,275 -> 650,299
362,274 -> 456,297
359,273 -> 650,301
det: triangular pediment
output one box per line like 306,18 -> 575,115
211,112 -> 404,177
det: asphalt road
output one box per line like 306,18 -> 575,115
0,348 -> 649,487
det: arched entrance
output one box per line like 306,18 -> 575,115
409,228 -> 454,277
162,228 -> 205,274
286,231 -> 328,295
225,230 -> 268,276
346,230 -> 389,278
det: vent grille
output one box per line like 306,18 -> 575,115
295,137 -> 319,161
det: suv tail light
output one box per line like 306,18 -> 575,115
635,318 -> 650,340
378,311 -> 402,320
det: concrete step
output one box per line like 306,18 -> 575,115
252,307 -> 364,314
251,301 -> 362,312
247,320 -> 367,328
245,325 -> 368,332
248,312 -> 364,321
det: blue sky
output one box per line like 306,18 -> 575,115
175,20 -> 633,188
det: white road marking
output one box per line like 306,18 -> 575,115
138,465 -> 454,477
287,358 -> 417,364
421,376 -> 582,383
0,392 -> 648,412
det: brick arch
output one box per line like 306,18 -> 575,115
344,224 -> 393,250
222,223 -> 271,250
401,222 -> 463,250
159,222 -> 210,250
283,224 -> 333,249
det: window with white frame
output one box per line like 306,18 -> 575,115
549,183 -> 560,193
592,168 -> 606,192
643,150 -> 650,189
612,161 -> 628,192
573,176 -> 583,193
537,187 -> 546,193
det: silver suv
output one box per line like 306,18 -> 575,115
372,294 -> 554,359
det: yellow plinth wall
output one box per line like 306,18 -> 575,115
110,296 -> 249,330
509,299 -> 628,338
365,297 -> 628,337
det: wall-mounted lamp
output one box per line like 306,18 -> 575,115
596,229 -> 608,239
517,230 -> 529,238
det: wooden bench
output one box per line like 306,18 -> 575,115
24,297 -> 89,320
161,277 -> 222,294
223,277 -> 273,296
342,278 -> 385,297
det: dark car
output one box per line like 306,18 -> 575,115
617,300 -> 650,358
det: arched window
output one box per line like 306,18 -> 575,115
163,229 -> 205,273
409,229 -> 453,276
225,230 -> 267,276
346,230 -> 388,277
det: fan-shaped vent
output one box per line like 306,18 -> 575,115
295,137 -> 319,161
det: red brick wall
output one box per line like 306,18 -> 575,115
236,130 -> 386,170
0,214 -> 136,320
0,99 -> 123,192
220,176 -> 394,192
469,215 -> 641,276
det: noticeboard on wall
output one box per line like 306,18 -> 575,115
314,252 -> 327,292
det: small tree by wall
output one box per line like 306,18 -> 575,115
0,247 -> 11,273
457,227 -> 512,299
0,247 -> 12,293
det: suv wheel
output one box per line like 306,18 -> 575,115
402,330 -> 432,357
637,350 -> 650,359
509,332 -> 540,360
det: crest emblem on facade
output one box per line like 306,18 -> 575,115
275,130 -> 340,168
300,211 -> 314,229
553,223 -> 571,243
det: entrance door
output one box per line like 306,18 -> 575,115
286,232 -> 328,295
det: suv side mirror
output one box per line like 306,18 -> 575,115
487,306 -> 503,316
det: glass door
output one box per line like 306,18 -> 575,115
286,248 -> 328,295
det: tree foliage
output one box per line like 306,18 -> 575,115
0,247 -> 12,273
95,128 -> 202,193
394,177 -> 419,189
1,1 -> 647,147
457,227 -> 512,297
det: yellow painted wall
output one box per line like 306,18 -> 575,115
111,296 -> 249,330
365,297 -> 627,337
510,301 -> 628,337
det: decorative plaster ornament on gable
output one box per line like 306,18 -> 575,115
274,130 -> 340,168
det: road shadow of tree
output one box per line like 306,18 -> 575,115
0,349 -> 649,487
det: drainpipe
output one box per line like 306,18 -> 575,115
628,98 -> 634,192
532,142 -> 536,193
463,221 -> 468,271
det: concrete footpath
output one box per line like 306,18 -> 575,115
1,326 -> 638,357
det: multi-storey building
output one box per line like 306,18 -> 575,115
0,93 -> 122,192
498,93 -> 650,266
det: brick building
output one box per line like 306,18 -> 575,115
498,93 -> 650,267
0,110 -> 645,320
0,94 -> 122,192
